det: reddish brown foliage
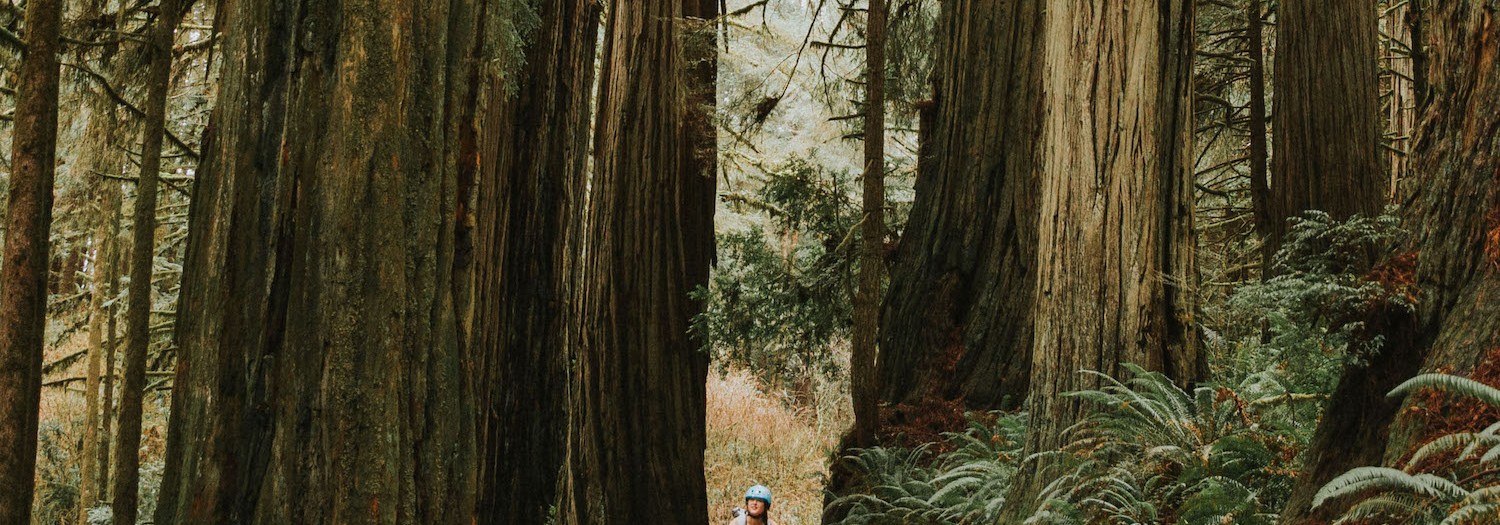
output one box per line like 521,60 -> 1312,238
1402,347 -> 1500,470
878,396 -> 973,452
1365,250 -> 1420,304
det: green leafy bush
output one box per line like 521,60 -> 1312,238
695,159 -> 862,393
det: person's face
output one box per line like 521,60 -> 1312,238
746,499 -> 767,517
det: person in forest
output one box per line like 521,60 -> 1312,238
729,485 -> 778,525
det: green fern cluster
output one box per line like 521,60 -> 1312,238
827,413 -> 1025,525
1024,364 -> 1301,525
1316,374 -> 1500,524
1215,210 -> 1407,397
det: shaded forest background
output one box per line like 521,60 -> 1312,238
0,0 -> 1498,524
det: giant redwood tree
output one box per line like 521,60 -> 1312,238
1282,2 -> 1500,522
878,0 -> 1043,413
0,0 -> 64,521
1007,0 -> 1200,514
152,0 -> 484,522
1269,0 -> 1384,257
558,1 -> 719,523
470,0 -> 601,522
1270,2 -> 1395,520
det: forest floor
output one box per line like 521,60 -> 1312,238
705,368 -> 849,525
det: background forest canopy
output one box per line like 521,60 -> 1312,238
0,0 -> 1498,524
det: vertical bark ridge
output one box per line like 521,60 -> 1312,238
471,0 -> 600,522
561,0 -> 718,522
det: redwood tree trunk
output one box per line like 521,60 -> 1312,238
1283,2 -> 1500,520
851,0 -> 887,449
1268,0 -> 1383,259
1268,2 -> 1392,521
1008,0 -> 1199,513
877,0 -> 1043,413
471,0 -> 600,522
559,0 -> 718,522
111,2 -> 184,523
0,0 -> 64,521
153,0 -> 482,523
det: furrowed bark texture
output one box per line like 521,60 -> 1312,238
112,2 -> 184,523
0,0 -> 63,521
153,0 -> 481,523
1266,2 -> 1394,521
1284,3 -> 1500,521
471,0 -> 600,523
1268,0 -> 1384,260
878,0 -> 1042,412
560,0 -> 718,522
851,0 -> 887,449
1009,0 -> 1199,515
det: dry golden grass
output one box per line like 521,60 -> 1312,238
706,368 -> 849,525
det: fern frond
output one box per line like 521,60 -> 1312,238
1315,466 -> 1468,509
1389,374 -> 1500,407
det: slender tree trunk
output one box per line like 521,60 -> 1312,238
472,1 -> 600,523
559,0 -> 718,522
100,202 -> 122,501
877,0 -> 1042,413
111,2 -> 185,523
1007,0 -> 1199,515
1247,0 -> 1271,268
0,0 -> 64,521
153,0 -> 482,523
80,181 -> 122,523
1385,0 -> 1417,203
851,0 -> 887,450
1268,0 -> 1383,261
1282,2 -> 1500,520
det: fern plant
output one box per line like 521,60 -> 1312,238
1315,374 -> 1500,524
1025,364 -> 1297,525
1216,209 -> 1408,397
827,413 -> 1025,525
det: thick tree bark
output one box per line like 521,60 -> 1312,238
471,0 -> 600,523
111,2 -> 185,523
1007,0 -> 1199,515
877,0 -> 1042,413
153,0 -> 482,523
559,0 -> 718,522
1268,0 -> 1384,260
0,0 -> 64,521
851,0 -> 887,449
1282,3 -> 1500,521
1265,2 -> 1390,521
